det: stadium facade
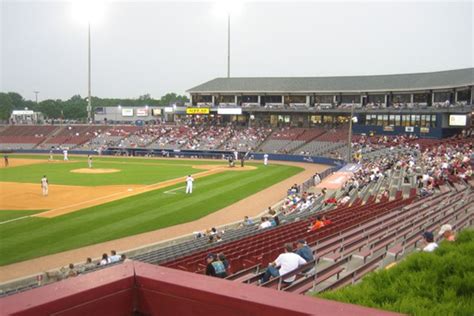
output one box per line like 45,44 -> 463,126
185,68 -> 473,138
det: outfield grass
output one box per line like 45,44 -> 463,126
0,210 -> 43,222
0,158 -> 303,265
0,155 -> 226,186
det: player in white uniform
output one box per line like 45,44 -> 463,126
88,155 -> 93,168
41,175 -> 49,196
49,149 -> 53,161
263,153 -> 269,166
185,175 -> 194,194
63,149 -> 68,161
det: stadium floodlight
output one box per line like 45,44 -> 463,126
34,91 -> 39,104
214,0 -> 244,78
71,0 -> 106,26
71,0 -> 107,124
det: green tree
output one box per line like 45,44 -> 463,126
159,93 -> 189,106
0,93 -> 14,121
38,99 -> 63,119
63,95 -> 87,119
7,92 -> 24,109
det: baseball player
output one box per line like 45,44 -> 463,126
185,175 -> 194,194
3,154 -> 8,167
41,175 -> 49,196
88,155 -> 93,168
263,153 -> 269,166
49,149 -> 54,161
63,149 -> 69,161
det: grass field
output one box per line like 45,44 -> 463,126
0,155 -> 303,265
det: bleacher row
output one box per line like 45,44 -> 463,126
0,124 -> 352,158
161,181 -> 473,295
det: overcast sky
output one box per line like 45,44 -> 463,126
1,0 -> 472,101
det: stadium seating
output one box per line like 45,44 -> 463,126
0,125 -> 58,149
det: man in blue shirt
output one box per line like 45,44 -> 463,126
295,240 -> 314,262
295,240 -> 315,275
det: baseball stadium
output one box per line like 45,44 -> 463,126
1,1 -> 473,316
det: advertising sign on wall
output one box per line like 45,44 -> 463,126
136,108 -> 148,117
122,108 -> 134,117
449,115 -> 467,126
217,108 -> 242,115
186,108 -> 210,115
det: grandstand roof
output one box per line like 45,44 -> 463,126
187,68 -> 474,93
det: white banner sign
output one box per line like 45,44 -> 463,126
217,108 -> 242,115
449,115 -> 467,126
122,108 -> 134,117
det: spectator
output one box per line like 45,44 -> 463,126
258,217 -> 272,229
308,216 -> 325,232
99,253 -> 109,265
121,254 -> 130,262
295,240 -> 314,262
67,263 -> 78,278
321,215 -> 333,226
268,209 -> 280,226
80,257 -> 96,273
439,224 -> 456,242
260,243 -> 306,284
205,253 -> 227,278
218,253 -> 230,272
324,196 -> 337,205
109,250 -> 121,263
339,194 -> 351,205
313,173 -> 321,186
241,216 -> 254,227
421,231 -> 438,252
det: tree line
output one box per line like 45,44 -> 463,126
0,92 -> 189,121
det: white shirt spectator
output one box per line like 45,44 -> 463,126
259,220 -> 272,230
423,242 -> 438,252
109,255 -> 121,263
274,253 -> 307,282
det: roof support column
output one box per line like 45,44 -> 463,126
410,93 -> 414,105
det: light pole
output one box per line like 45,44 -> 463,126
87,21 -> 92,124
34,91 -> 39,104
227,13 -> 230,78
347,101 -> 355,162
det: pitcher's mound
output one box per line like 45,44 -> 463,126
71,168 -> 120,174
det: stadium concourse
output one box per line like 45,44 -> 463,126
0,126 -> 472,314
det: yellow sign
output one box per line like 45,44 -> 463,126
186,108 -> 210,115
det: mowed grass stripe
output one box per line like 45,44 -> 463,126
0,210 -> 44,222
0,164 -> 301,265
0,167 -> 288,244
0,160 -> 199,186
10,154 -> 229,165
